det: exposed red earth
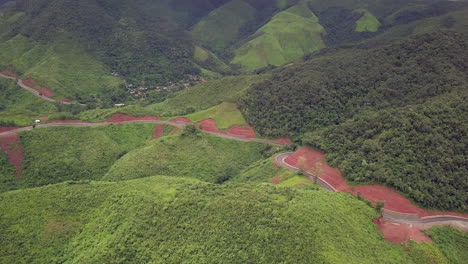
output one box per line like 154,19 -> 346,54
271,177 -> 282,185
20,78 -> 55,98
153,125 -> 164,139
198,119 -> 221,133
104,113 -> 160,123
373,217 -> 432,244
282,147 -> 468,243
0,133 -> 24,177
226,125 -> 256,138
0,70 -> 16,77
0,127 -> 19,133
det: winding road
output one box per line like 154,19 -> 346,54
274,153 -> 468,230
1,120 -> 467,232
0,120 -> 287,146
0,73 -> 83,105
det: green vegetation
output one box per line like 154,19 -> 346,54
78,105 -> 158,122
304,93 -> 468,212
231,3 -> 325,71
354,9 -> 381,32
185,102 -> 246,129
0,151 -> 16,193
149,74 -> 267,116
191,0 -> 255,52
104,132 -> 268,183
0,34 -> 123,103
0,175 -> 437,264
426,226 -> 468,264
13,124 -> 159,191
241,31 -> 467,138
0,78 -> 56,126
193,46 -> 232,74
241,31 -> 468,211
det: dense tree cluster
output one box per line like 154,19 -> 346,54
241,31 -> 467,138
3,0 -> 198,85
304,94 -> 468,212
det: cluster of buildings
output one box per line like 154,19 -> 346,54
125,75 -> 206,98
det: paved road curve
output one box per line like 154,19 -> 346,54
275,152 -> 468,230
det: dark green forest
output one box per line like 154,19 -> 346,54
304,93 -> 468,212
240,31 -> 468,212
2,0 -> 198,85
241,31 -> 467,138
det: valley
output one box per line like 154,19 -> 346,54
0,0 -> 467,263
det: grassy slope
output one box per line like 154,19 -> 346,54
0,151 -> 16,193
103,133 -> 269,183
14,124 -> 162,191
354,9 -> 381,32
374,9 -> 468,41
425,226 -> 468,264
193,45 -> 232,74
78,105 -> 159,122
185,102 -> 246,129
0,34 -> 122,101
231,3 -> 326,71
191,0 -> 255,52
148,74 -> 267,116
0,175 -> 431,264
0,78 -> 56,126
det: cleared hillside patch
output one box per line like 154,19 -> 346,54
354,9 -> 381,32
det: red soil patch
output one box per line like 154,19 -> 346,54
0,127 -> 19,133
0,70 -> 16,77
284,148 -> 350,191
20,78 -> 55,97
284,147 -> 468,219
170,117 -> 192,124
41,87 -> 54,97
0,133 -> 24,177
153,125 -> 164,139
273,137 -> 292,146
198,119 -> 221,133
271,177 -> 282,185
104,113 -> 160,123
374,217 -> 432,244
227,125 -> 256,138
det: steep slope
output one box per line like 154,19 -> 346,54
0,0 -> 199,101
231,3 -> 326,71
191,0 -> 256,52
240,31 -> 468,212
0,175 -> 450,264
304,92 -> 468,212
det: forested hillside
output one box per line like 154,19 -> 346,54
0,176 -> 460,264
304,92 -> 468,212
240,31 -> 468,212
241,31 -> 467,137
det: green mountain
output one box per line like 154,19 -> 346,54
1,175 -> 463,264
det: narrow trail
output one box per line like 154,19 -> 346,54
0,73 -> 83,105
274,152 -> 468,230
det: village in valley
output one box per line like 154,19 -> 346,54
123,74 -> 206,99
